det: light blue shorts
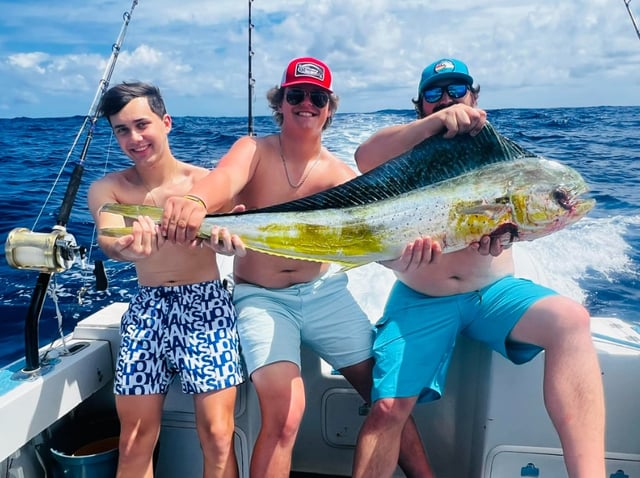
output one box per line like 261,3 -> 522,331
233,271 -> 373,377
115,280 -> 244,396
372,276 -> 557,403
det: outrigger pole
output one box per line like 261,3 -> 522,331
4,0 -> 139,378
248,0 -> 255,136
624,0 -> 640,41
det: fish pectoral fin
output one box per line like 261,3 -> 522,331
459,203 -> 510,218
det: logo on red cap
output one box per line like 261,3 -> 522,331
296,62 -> 324,80
281,57 -> 333,91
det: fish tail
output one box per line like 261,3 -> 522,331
99,203 -> 164,221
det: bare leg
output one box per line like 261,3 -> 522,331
511,295 -> 605,478
352,396 -> 422,478
115,394 -> 164,478
397,415 -> 434,478
249,362 -> 305,478
194,387 -> 239,478
341,359 -> 433,478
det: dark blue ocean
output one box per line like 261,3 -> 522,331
1,107 -> 638,367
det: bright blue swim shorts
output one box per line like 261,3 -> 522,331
371,276 -> 557,403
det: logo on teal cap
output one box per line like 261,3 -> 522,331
433,59 -> 457,74
418,58 -> 474,96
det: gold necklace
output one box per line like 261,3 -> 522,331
278,134 -> 321,189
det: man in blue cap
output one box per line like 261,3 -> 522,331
351,58 -> 605,478
414,58 -> 479,118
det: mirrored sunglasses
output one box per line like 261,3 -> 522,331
285,88 -> 330,108
422,83 -> 469,103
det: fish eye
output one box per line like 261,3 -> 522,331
553,188 -> 571,210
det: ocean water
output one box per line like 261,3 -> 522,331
0,107 -> 638,367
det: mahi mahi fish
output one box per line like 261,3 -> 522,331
99,122 -> 595,268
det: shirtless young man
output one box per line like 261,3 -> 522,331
351,58 -> 606,478
87,82 -> 243,478
161,57 -> 433,478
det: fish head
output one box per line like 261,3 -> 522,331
509,159 -> 595,241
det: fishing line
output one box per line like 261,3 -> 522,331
30,2 -> 139,232
6,0 -> 140,376
44,275 -> 70,358
78,130 -> 119,303
30,117 -> 92,231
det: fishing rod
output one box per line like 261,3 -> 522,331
624,0 -> 640,41
4,0 -> 139,378
248,0 -> 255,136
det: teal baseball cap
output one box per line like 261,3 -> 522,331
418,58 -> 474,96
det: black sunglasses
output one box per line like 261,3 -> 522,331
285,88 -> 330,108
422,83 -> 469,103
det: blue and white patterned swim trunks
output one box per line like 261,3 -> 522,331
114,280 -> 244,395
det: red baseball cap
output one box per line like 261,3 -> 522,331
280,57 -> 333,92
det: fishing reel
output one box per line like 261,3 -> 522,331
5,226 -> 85,273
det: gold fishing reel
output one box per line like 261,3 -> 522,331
5,226 -> 82,273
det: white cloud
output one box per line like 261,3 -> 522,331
8,52 -> 50,73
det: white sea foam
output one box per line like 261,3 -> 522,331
514,214 -> 636,304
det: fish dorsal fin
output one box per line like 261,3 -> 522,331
205,122 -> 538,219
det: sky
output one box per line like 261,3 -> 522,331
1,0 -> 640,118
